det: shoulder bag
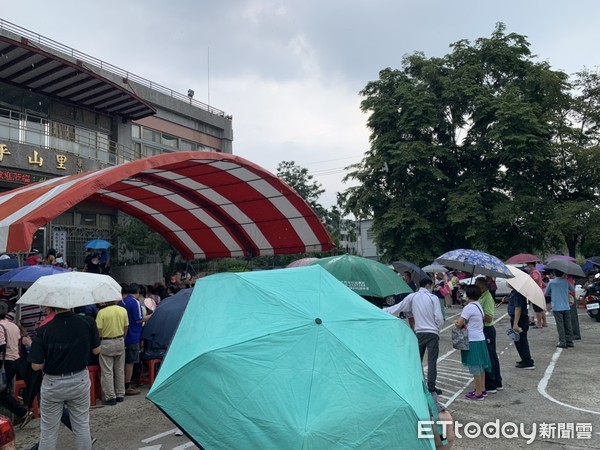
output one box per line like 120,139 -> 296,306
451,303 -> 485,351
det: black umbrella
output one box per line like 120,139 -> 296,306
142,288 -> 193,349
391,261 -> 428,283
545,259 -> 586,277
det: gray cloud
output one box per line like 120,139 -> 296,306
3,0 -> 600,207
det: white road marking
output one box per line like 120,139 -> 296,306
537,347 -> 600,415
172,442 -> 196,450
443,375 -> 476,407
141,429 -> 178,443
139,446 -> 162,450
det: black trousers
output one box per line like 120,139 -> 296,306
483,325 -> 502,389
0,360 -> 27,418
511,315 -> 534,364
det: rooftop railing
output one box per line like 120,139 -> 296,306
0,18 -> 228,118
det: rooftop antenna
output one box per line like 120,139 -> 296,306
207,47 -> 210,109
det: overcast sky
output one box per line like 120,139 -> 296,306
3,1 -> 600,206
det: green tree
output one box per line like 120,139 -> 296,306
112,215 -> 179,273
277,161 -> 326,218
547,69 -> 600,256
342,24 -> 578,263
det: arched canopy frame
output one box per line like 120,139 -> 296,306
0,152 -> 335,259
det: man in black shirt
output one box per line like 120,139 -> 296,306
29,308 -> 101,450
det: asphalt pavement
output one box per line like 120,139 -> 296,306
13,304 -> 600,449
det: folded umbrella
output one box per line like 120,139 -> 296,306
435,249 -> 513,278
17,272 -> 122,309
504,266 -> 546,309
545,259 -> 586,277
148,266 -> 433,449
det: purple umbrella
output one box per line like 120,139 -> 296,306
546,255 -> 577,263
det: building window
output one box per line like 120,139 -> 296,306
78,212 -> 97,226
98,214 -> 112,228
179,140 -> 196,151
142,145 -> 163,157
161,133 -> 178,148
132,124 -> 140,139
142,128 -> 160,143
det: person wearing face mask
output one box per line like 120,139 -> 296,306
384,277 -> 445,395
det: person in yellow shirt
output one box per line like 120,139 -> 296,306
96,300 -> 128,405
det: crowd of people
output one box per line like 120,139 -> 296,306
0,249 -> 195,450
385,264 -> 586,404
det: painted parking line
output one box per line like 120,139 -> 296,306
172,442 -> 197,450
141,429 -> 178,443
537,347 -> 600,416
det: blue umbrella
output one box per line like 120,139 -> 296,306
141,289 -> 193,349
581,261 -> 596,273
0,265 -> 70,288
84,239 -> 112,250
435,249 -> 513,278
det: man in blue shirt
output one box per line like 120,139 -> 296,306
545,270 -> 576,348
119,283 -> 144,395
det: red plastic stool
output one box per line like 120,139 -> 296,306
87,365 -> 102,406
139,359 -> 161,388
13,379 -> 39,418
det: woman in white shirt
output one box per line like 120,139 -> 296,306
454,285 -> 491,401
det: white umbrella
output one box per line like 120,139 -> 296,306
504,266 -> 546,310
17,272 -> 122,309
421,263 -> 448,273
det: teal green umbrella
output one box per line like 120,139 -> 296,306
310,254 -> 413,298
148,266 -> 434,449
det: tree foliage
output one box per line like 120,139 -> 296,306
277,161 -> 326,217
342,23 -> 600,262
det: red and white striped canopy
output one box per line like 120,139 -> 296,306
0,152 -> 334,259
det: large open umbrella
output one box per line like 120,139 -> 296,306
505,253 -> 541,264
309,254 -> 412,298
546,254 -> 576,263
545,259 -> 586,277
435,249 -> 513,278
0,265 -> 69,288
391,261 -> 428,283
141,288 -> 193,348
147,266 -> 433,449
17,272 -> 121,308
505,266 -> 546,309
